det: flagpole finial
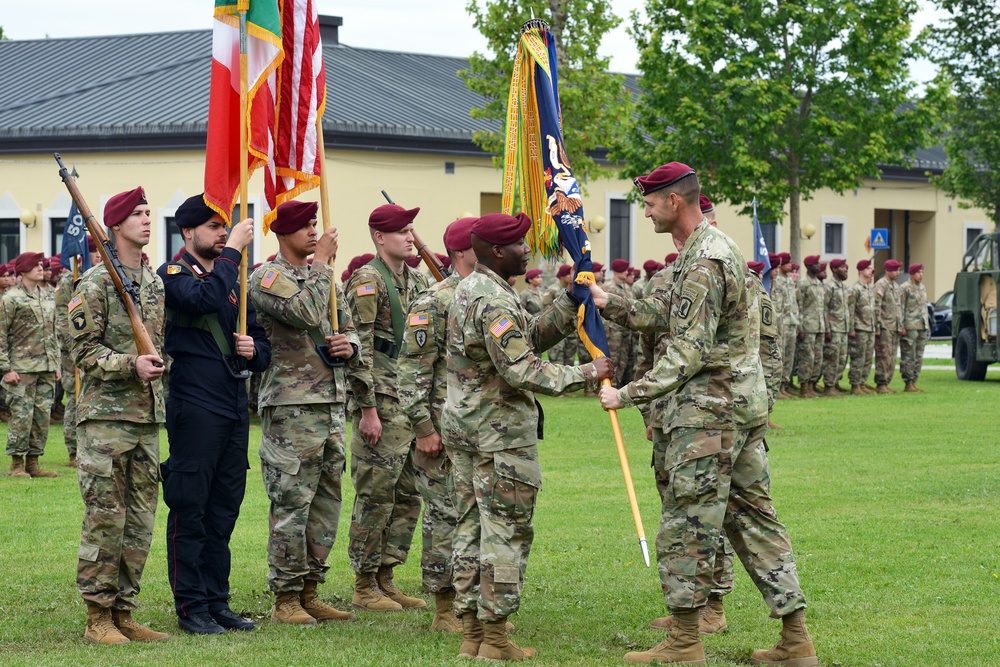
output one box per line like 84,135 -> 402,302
521,17 -> 549,34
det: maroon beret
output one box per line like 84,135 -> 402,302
172,248 -> 185,262
404,255 -> 422,268
341,269 -> 351,283
857,259 -> 871,271
42,257 -> 51,269
830,258 -> 847,269
908,263 -> 923,274
803,255 -> 820,267
369,204 -> 419,232
251,262 -> 262,271
699,194 -> 714,214
767,253 -> 781,266
443,217 -> 476,252
665,253 -> 678,264
611,259 -> 630,273
104,186 -> 147,228
556,264 -> 572,278
884,259 -> 902,271
271,200 -> 317,234
747,261 -> 765,274
633,162 -> 696,196
642,259 -> 660,272
14,252 -> 44,274
87,236 -> 98,252
471,212 -> 532,246
525,269 -> 542,281
629,268 -> 641,277
817,262 -> 828,271
348,253 -> 375,275
779,252 -> 791,265
0,265 -> 7,277
591,262 -> 604,273
791,263 -> 800,271
439,255 -> 452,269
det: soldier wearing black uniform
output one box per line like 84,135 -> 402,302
158,194 -> 271,635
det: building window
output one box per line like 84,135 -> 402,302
50,217 -> 67,256
822,217 -> 846,257
609,198 -> 631,263
165,217 -> 184,261
0,219 -> 19,264
964,222 -> 986,256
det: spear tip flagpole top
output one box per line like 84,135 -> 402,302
640,538 -> 650,567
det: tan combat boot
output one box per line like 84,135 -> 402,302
25,455 -> 58,478
458,611 -> 484,659
67,453 -> 77,468
376,566 -> 426,609
625,610 -> 705,664
111,609 -> 169,642
750,609 -> 818,666
9,455 -> 30,478
271,591 -> 317,625
851,385 -> 865,396
699,598 -> 727,635
799,382 -> 816,399
84,604 -> 130,645
352,572 -> 403,612
478,617 -> 536,661
300,580 -> 354,622
431,589 -> 461,633
823,384 -> 840,397
875,384 -> 892,394
777,384 -> 792,400
904,381 -> 919,393
768,418 -> 783,430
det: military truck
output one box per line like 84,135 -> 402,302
953,231 -> 1000,380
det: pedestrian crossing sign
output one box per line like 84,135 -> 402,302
870,228 -> 889,250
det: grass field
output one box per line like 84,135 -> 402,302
1,370 -> 998,666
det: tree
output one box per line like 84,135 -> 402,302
927,0 -> 1000,227
622,0 -> 935,260
460,0 -> 634,184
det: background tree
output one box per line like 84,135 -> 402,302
927,0 -> 1000,227
622,0 -> 934,260
460,0 -> 634,184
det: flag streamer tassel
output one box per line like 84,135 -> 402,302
316,116 -> 338,333
237,9 -> 249,335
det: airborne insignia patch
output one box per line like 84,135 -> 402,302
762,304 -> 773,327
677,296 -> 693,320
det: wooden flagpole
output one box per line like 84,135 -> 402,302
603,378 -> 650,566
316,116 -> 338,332
73,256 -> 80,400
237,9 -> 249,335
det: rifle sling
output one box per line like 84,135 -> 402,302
366,256 -> 405,359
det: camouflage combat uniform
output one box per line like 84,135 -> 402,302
900,279 -> 929,383
0,282 -> 60,457
398,273 -> 462,594
750,272 -> 782,409
518,285 -> 544,317
795,273 -> 825,385
443,264 -> 601,622
249,255 -> 365,593
55,270 -> 79,458
873,275 -> 904,386
772,272 -> 799,387
344,258 -> 428,574
541,282 -> 576,365
822,277 -> 850,388
847,279 -> 876,388
604,219 -> 806,617
605,278 -> 635,387
69,262 -> 165,610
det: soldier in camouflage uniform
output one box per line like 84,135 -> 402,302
821,258 -> 851,395
873,259 -> 905,393
847,260 -> 877,394
795,255 -> 826,399
518,268 -> 544,316
397,217 -> 478,634
596,163 -> 816,667
249,201 -> 361,625
444,212 -> 612,661
70,186 -> 168,644
1,251 -> 60,478
344,203 -> 429,612
900,262 -> 929,392
750,264 -> 783,422
607,259 -> 636,387
542,264 -> 577,365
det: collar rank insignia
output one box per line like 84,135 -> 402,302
191,263 -> 205,276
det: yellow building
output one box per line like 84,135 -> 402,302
0,16 -> 989,300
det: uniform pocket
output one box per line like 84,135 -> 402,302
667,431 -> 722,506
489,449 -> 542,523
161,458 -> 202,511
78,542 -> 100,563
78,451 -> 113,478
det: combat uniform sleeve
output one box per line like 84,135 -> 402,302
529,291 -> 580,352
344,270 -> 378,409
249,262 -> 333,330
0,295 -> 12,374
617,259 -> 724,408
480,299 -> 595,396
398,291 -> 443,438
873,283 -> 885,334
68,277 -> 137,380
634,331 -> 656,426
847,285 -> 858,331
601,290 -> 671,333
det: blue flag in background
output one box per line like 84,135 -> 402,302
59,202 -> 91,273
752,202 -> 772,292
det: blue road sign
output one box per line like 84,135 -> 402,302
870,228 -> 889,250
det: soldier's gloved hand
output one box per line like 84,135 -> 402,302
416,432 -> 442,457
359,407 -> 382,445
599,385 -> 624,410
136,354 -> 166,382
326,333 -> 355,359
592,356 -> 615,381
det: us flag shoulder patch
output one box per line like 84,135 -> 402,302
490,316 -> 513,338
409,313 -> 428,326
261,269 -> 279,289
68,295 -> 83,312
356,284 -> 376,297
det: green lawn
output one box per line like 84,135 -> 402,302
1,370 -> 998,666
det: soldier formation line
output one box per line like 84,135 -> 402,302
2,162 -> 929,665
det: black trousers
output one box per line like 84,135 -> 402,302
162,398 -> 249,618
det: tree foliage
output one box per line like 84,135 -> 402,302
927,0 -> 1000,226
622,0 -> 934,260
460,0 -> 634,183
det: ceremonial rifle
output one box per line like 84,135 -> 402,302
380,190 -> 449,281
54,152 -> 160,360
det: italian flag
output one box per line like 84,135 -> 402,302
204,0 -> 283,227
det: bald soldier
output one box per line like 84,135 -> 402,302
444,212 -> 613,661
344,203 -> 429,611
249,201 -> 361,625
594,162 -> 816,667
397,217 -> 477,633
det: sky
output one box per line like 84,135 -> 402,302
1,0 -> 943,81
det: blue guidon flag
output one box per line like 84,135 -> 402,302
501,18 -> 609,360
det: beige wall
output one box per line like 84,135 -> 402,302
1,149 -> 990,299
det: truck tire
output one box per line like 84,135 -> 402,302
955,326 -> 988,381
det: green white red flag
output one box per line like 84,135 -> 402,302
204,0 -> 283,226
